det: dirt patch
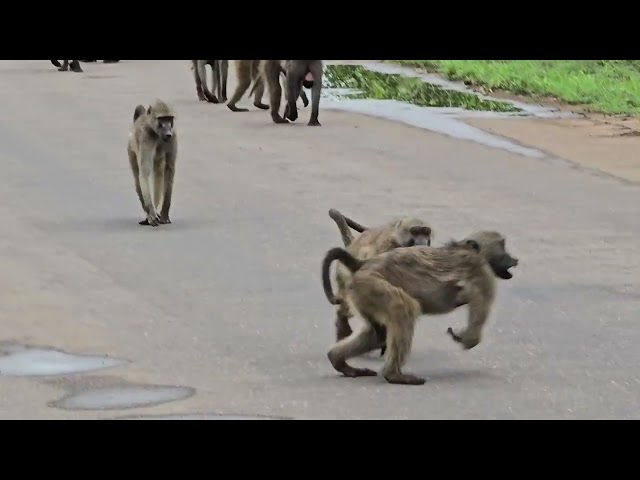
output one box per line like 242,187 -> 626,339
464,115 -> 640,183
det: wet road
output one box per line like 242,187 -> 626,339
0,60 -> 638,419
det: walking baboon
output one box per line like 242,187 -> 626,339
321,231 -> 519,385
50,60 -> 83,72
191,60 -> 228,103
258,60 -> 323,125
127,99 -> 178,227
326,210 -> 433,356
233,60 -> 310,113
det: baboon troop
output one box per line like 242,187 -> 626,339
40,59 -> 521,389
322,231 -> 518,385
127,99 -> 177,227
326,209 -> 433,356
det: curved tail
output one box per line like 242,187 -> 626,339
322,247 -> 364,305
133,105 -> 146,123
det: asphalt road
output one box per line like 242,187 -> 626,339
0,60 -> 638,419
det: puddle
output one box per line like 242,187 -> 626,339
323,64 -> 521,113
0,344 -> 126,377
318,62 -> 581,158
49,384 -> 195,411
113,413 -> 288,420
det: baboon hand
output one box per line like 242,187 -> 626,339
158,214 -> 172,225
284,104 -> 298,122
447,327 -> 479,350
308,118 -> 321,127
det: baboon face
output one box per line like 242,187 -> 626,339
396,219 -> 432,247
464,231 -> 519,280
154,115 -> 175,143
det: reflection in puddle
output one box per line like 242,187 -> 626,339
50,385 -> 195,410
323,64 -> 521,113
0,344 -> 126,377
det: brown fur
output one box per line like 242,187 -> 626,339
326,209 -> 433,356
321,231 -> 519,385
256,60 -> 322,125
127,99 -> 178,227
50,60 -> 83,73
191,60 -> 228,103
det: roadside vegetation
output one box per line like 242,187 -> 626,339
392,60 -> 640,116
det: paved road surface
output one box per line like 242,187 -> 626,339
0,60 -> 638,419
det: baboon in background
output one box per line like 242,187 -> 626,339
321,231 -> 519,385
127,99 -> 178,227
233,60 -> 309,113
326,209 -> 433,356
50,60 -> 83,72
258,60 -> 323,125
191,60 -> 228,103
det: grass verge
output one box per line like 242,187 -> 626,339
391,60 -> 640,116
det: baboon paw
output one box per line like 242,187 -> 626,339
254,102 -> 269,110
140,213 -> 160,227
272,116 -> 289,124
308,118 -> 321,126
342,367 -> 377,378
384,373 -> 426,386
284,106 -> 298,122
302,98 -> 310,107
158,216 -> 172,225
58,67 -> 67,72
227,105 -> 249,112
447,328 -> 479,350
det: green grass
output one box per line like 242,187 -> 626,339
391,60 -> 640,116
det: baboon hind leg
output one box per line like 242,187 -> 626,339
327,322 -> 380,378
335,302 -> 354,341
218,60 -> 228,103
192,60 -> 206,101
307,61 -> 323,126
159,151 -> 176,225
227,61 -> 252,112
128,150 -> 145,212
69,60 -> 83,73
328,208 -> 355,247
265,61 -> 288,124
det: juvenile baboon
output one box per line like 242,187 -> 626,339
321,231 -> 519,385
233,60 -> 309,113
127,99 -> 178,227
50,60 -> 83,72
259,60 -> 323,125
191,60 -> 228,103
326,209 -> 433,355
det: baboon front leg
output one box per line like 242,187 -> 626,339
252,81 -> 269,110
327,323 -> 379,378
381,303 -> 423,385
193,61 -> 206,101
153,159 -> 166,215
137,148 -> 160,227
447,299 -> 489,350
218,60 -> 228,103
265,62 -> 288,124
199,62 -> 219,103
226,62 -> 252,112
308,62 -> 323,126
158,150 -> 176,225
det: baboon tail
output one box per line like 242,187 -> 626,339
322,247 -> 363,305
133,105 -> 146,123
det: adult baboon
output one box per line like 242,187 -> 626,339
50,60 -> 83,72
326,209 -> 433,355
127,99 -> 178,227
191,60 -> 228,103
321,231 -> 519,385
234,60 -> 310,113
258,60 -> 323,125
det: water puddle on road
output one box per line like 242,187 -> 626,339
50,385 -> 195,411
323,64 -> 521,113
0,344 -> 126,377
318,62 -> 580,158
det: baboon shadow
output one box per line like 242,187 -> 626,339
36,216 -> 220,233
323,367 -> 501,385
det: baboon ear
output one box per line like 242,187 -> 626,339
466,239 -> 480,252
